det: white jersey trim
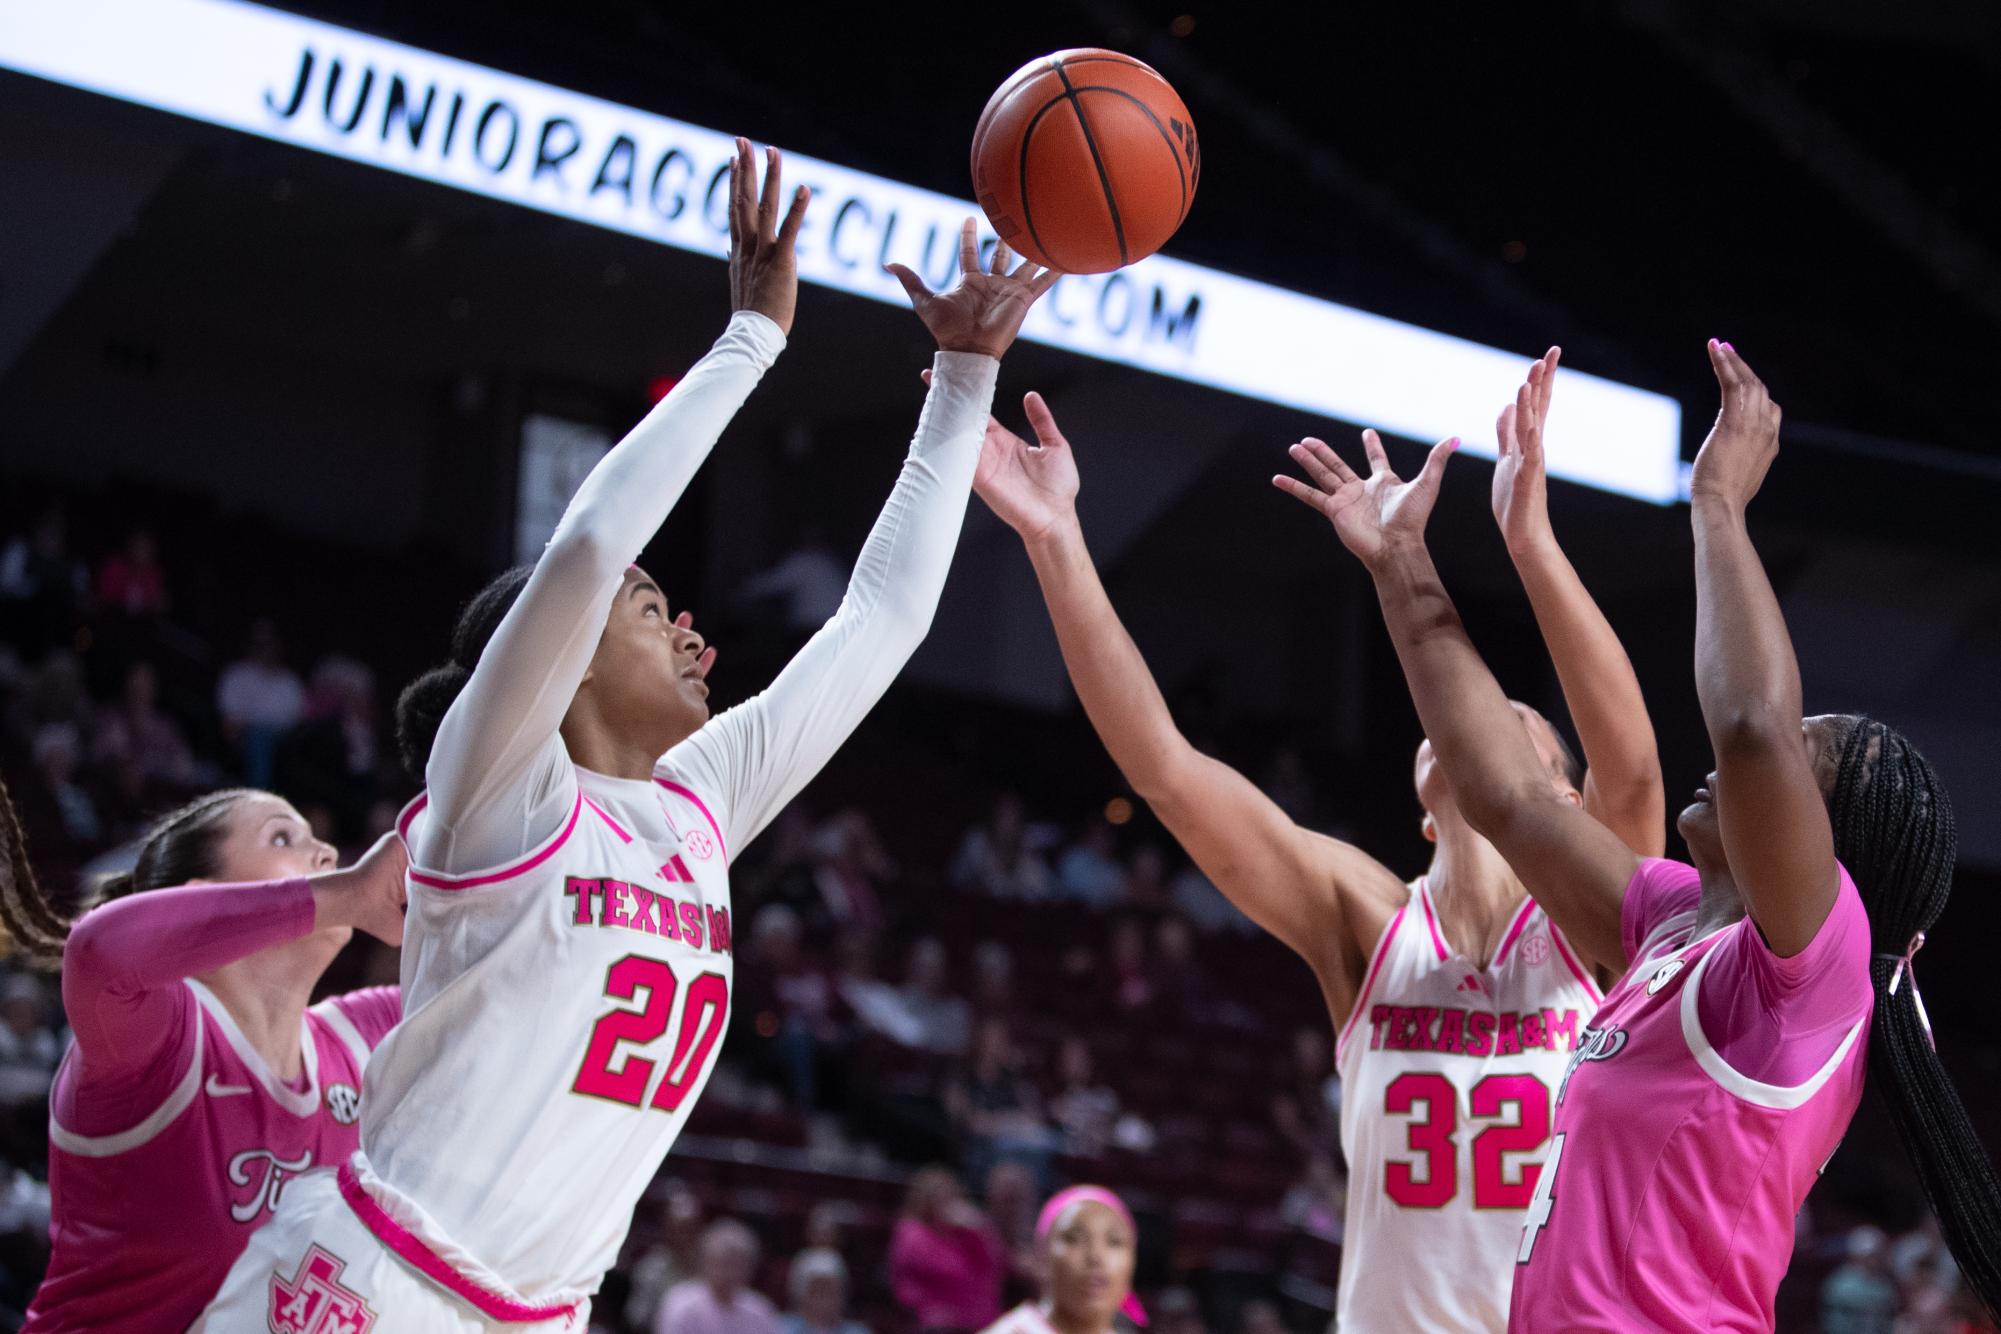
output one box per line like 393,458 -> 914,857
1335,899 -> 1409,1063
190,979 -> 324,1117
49,1001 -> 205,1157
312,999 -> 374,1076
1678,936 -> 1865,1110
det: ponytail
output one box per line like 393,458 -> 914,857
395,566 -> 531,779
0,779 -> 255,970
1827,716 -> 2001,1319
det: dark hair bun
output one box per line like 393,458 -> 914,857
396,664 -> 473,779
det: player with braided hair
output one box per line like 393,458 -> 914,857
1275,339 -> 1998,1328
0,780 -> 406,1332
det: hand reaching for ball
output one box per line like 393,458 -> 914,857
886,219 -> 1061,360
728,137 -> 810,337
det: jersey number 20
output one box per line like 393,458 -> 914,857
573,955 -> 730,1111
1383,1072 -> 1550,1209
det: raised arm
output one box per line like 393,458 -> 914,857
1688,341 -> 1834,956
1276,430 -> 1639,972
422,140 -> 806,870
660,224 -> 1059,853
63,833 -> 406,1071
1493,349 -> 1667,857
974,393 -> 1406,1015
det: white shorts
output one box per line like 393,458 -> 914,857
191,1168 -> 588,1334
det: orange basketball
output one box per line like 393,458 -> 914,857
972,49 -> 1199,275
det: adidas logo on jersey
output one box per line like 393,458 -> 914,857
563,876 -> 733,954
1646,960 -> 1687,995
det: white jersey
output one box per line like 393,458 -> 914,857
1333,877 -> 1603,1334
193,311 -> 998,1329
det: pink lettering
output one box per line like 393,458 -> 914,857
678,902 -> 705,950
1368,1004 -> 1393,1051
563,877 -> 602,926
602,880 -> 633,930
1436,1007 -> 1466,1055
1465,1011 -> 1496,1056
627,885 -> 661,935
1521,1011 -> 1547,1050
1545,1007 -> 1579,1052
1493,1012 -> 1522,1056
1413,1006 -> 1440,1051
706,905 -> 731,954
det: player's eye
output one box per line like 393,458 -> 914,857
272,830 -> 292,846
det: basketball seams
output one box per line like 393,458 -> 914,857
1068,83 -> 1190,224
1014,91 -> 1073,271
1051,56 -> 1130,267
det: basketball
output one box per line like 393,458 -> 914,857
972,49 -> 1199,274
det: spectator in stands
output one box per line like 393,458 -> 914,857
802,1200 -> 855,1257
10,651 -> 92,741
215,619 -> 304,787
890,1165 -> 1004,1334
984,1160 -> 1042,1301
1237,1300 -> 1286,1334
1821,1225 -> 1897,1334
809,808 -> 892,932
899,938 -> 971,1059
1280,1151 -> 1347,1246
1150,1288 -> 1205,1334
971,941 -> 1016,1026
657,1218 -> 780,1334
1889,1215 -> 1960,1299
625,1183 -> 705,1333
93,661 -> 198,801
951,794 -> 1054,901
0,504 -> 88,659
947,1020 -> 1057,1188
0,974 -> 60,1108
1152,916 -> 1215,1026
30,724 -> 101,846
836,927 -> 926,1048
749,903 -> 844,1109
1122,844 -> 1170,912
1106,918 -> 1153,1014
1056,819 -> 1126,909
276,655 -> 381,843
1272,1028 -> 1339,1161
96,529 -> 169,618
782,1248 -> 869,1334
1048,1037 -> 1120,1159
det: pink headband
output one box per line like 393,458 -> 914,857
1035,1186 -> 1148,1327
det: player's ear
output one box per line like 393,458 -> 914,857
1420,813 -> 1438,844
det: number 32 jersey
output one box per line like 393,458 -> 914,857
371,767 -> 738,1308
1332,877 -> 1602,1334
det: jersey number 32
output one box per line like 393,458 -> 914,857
572,955 -> 731,1111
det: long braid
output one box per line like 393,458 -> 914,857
0,781 -> 256,971
0,776 -> 74,968
1827,716 -> 2001,1318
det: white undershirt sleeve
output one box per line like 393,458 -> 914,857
419,311 -> 785,874
659,350 -> 998,854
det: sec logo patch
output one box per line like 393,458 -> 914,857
685,829 -> 717,861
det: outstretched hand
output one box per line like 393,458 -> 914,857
1492,347 -> 1560,554
1689,340 -> 1782,510
319,832 -> 408,948
728,137 -> 811,336
886,221 -> 1061,359
1273,429 -> 1460,570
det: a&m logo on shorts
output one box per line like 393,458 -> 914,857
269,1244 -> 377,1334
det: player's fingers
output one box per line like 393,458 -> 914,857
1023,391 -> 1065,448
959,218 -> 980,275
1361,428 -> 1392,475
1538,347 -> 1561,421
1291,439 -> 1349,492
1415,437 -> 1461,492
1516,378 -> 1538,444
1272,474 -> 1333,514
1707,338 -> 1739,389
989,235 -> 1014,276
883,262 -> 930,304
776,185 -> 811,247
1496,404 -> 1517,457
1028,264 -> 1064,296
757,146 -> 782,241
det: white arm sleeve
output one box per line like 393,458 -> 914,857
659,350 -> 998,855
418,311 -> 785,874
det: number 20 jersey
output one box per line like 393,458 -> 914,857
1332,878 -> 1602,1334
365,765 -> 737,1308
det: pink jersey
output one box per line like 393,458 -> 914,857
24,880 -> 400,1333
1510,858 -> 1872,1332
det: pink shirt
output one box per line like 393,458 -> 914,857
24,881 -> 400,1333
655,1281 -> 781,1334
1511,858 -> 1873,1332
890,1215 -> 1005,1329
